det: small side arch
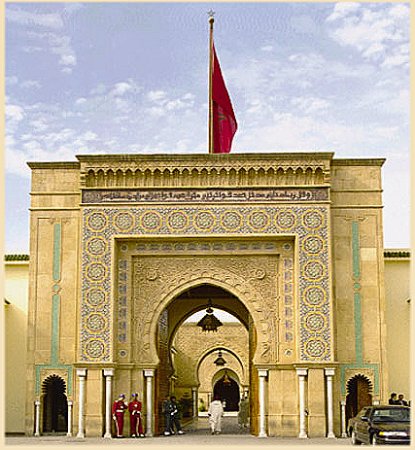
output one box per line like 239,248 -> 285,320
41,374 -> 68,433
345,374 -> 373,430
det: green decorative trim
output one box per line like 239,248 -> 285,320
340,364 -> 379,396
352,221 -> 363,363
35,364 -> 73,396
354,292 -> 363,363
352,221 -> 360,279
51,294 -> 60,364
341,223 -> 379,398
53,223 -> 61,281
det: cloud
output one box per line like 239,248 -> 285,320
291,96 -> 331,115
326,2 -> 361,22
8,5 -> 78,74
6,7 -> 64,30
21,80 -> 42,89
6,76 -> 19,86
111,82 -> 134,96
6,104 -> 25,122
326,3 -> 409,68
147,90 -> 167,103
23,31 -> 77,71
6,76 -> 41,89
5,79 -> 206,177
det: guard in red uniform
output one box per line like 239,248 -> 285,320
129,393 -> 145,437
112,394 -> 128,437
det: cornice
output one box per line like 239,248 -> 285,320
27,161 -> 80,169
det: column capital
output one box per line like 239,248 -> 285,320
191,386 -> 197,392
325,368 -> 335,377
34,400 -> 41,406
144,369 -> 155,377
340,400 -> 346,406
296,368 -> 308,377
258,369 -> 268,378
76,368 -> 87,377
103,368 -> 115,377
67,400 -> 73,406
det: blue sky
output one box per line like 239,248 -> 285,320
5,2 -> 410,253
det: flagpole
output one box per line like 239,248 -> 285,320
208,11 -> 214,154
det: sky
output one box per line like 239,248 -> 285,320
5,2 -> 410,254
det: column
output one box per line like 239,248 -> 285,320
192,387 -> 197,417
66,400 -> 73,437
34,400 -> 41,436
296,368 -> 308,439
340,401 -> 347,438
76,368 -> 87,438
207,392 -> 212,407
325,368 -> 335,438
103,369 -> 114,439
144,369 -> 155,437
258,369 -> 268,438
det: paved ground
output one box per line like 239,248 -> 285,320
5,417 -> 352,447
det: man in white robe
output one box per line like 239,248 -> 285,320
208,395 -> 224,435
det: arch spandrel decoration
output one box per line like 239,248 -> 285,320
142,271 -> 274,366
345,370 -> 375,395
80,205 -> 331,363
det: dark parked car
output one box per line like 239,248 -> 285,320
349,405 -> 410,445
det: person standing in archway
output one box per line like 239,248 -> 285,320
129,393 -> 144,437
208,395 -> 224,435
112,394 -> 128,438
238,396 -> 249,428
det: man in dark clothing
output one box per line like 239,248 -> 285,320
398,394 -> 409,406
163,395 -> 184,436
162,395 -> 173,435
388,393 -> 400,405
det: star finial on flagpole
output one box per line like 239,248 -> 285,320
207,9 -> 215,24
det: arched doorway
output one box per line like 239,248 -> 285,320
345,374 -> 373,425
213,370 -> 240,411
42,375 -> 68,433
154,282 -> 255,434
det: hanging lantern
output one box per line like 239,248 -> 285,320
197,299 -> 223,332
214,350 -> 226,366
223,371 -> 231,385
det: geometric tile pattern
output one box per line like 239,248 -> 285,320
80,205 -> 331,362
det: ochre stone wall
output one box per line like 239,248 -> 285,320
21,154 -> 392,438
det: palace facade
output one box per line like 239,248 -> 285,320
10,152 -> 409,438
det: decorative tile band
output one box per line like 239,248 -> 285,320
82,187 -> 329,204
51,222 -> 61,365
352,221 -> 363,363
80,206 -> 331,362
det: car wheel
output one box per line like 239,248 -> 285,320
351,429 -> 361,445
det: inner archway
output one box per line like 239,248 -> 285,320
155,281 -> 256,435
213,370 -> 240,411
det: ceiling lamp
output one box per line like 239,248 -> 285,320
223,371 -> 231,385
197,299 -> 223,332
214,350 -> 227,366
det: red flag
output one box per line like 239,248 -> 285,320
211,43 -> 237,154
